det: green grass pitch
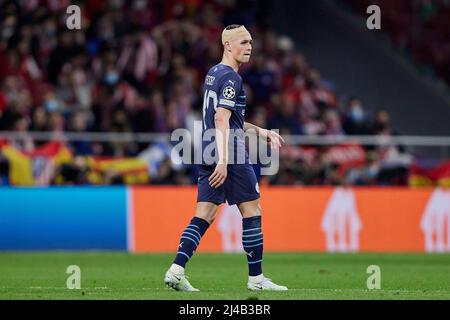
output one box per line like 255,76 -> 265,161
1,252 -> 450,299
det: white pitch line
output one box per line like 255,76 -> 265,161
1,287 -> 449,294
0,286 -> 168,291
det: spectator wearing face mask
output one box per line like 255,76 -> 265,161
342,97 -> 371,135
91,64 -> 137,133
43,91 -> 65,113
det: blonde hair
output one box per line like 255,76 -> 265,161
221,25 -> 251,45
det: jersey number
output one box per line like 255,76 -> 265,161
202,89 -> 218,130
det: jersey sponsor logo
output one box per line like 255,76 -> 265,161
223,86 -> 235,99
228,80 -> 236,86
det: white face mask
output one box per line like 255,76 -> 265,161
351,107 -> 363,122
104,72 -> 119,85
45,99 -> 59,112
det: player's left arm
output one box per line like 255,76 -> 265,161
243,121 -> 285,149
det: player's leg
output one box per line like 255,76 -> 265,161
164,201 -> 218,291
238,199 -> 263,277
164,202 -> 218,291
225,164 -> 287,291
237,198 -> 287,291
164,166 -> 225,291
165,164 -> 223,291
172,202 -> 218,270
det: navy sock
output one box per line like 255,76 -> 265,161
242,216 -> 263,276
173,217 -> 210,268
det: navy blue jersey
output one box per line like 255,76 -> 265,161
201,63 -> 248,165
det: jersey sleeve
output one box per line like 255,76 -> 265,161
217,72 -> 242,111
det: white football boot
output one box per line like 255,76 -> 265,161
247,275 -> 288,291
164,269 -> 199,292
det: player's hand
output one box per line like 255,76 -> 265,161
259,128 -> 285,150
209,163 -> 227,189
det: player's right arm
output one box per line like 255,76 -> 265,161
209,107 -> 231,189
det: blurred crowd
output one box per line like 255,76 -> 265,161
0,0 -> 412,186
345,0 -> 450,86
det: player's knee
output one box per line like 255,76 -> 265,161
241,203 -> 261,218
202,211 -> 216,224
195,210 -> 217,225
208,216 -> 216,224
250,205 -> 261,217
195,202 -> 218,224
210,209 -> 219,223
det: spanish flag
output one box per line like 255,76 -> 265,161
87,156 -> 149,185
409,161 -> 450,187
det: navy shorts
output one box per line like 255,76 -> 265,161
197,164 -> 260,205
